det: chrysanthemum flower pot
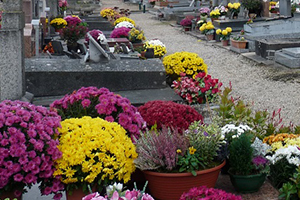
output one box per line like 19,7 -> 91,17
143,161 -> 226,200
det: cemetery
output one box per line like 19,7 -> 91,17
1,0 -> 300,200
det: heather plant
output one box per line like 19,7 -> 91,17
138,100 -> 203,133
50,86 -> 145,141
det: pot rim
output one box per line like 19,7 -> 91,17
143,160 -> 226,177
228,171 -> 267,178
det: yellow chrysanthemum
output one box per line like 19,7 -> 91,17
216,29 -> 222,35
225,27 -> 232,33
114,17 -> 136,26
222,30 -> 228,36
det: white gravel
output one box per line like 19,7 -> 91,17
102,1 -> 300,126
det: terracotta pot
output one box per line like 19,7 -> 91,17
143,161 -> 226,200
0,190 -> 22,200
230,39 -> 247,49
211,17 -> 218,22
222,40 -> 229,46
206,34 -> 214,41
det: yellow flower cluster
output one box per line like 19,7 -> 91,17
114,17 -> 136,26
163,51 -> 208,77
199,22 -> 215,35
263,133 -> 300,145
50,18 -> 67,29
100,8 -> 118,18
216,27 -> 232,40
228,2 -> 241,10
144,41 -> 167,57
54,116 -> 137,185
270,1 -> 277,6
269,137 -> 300,152
210,9 -> 220,18
128,28 -> 146,42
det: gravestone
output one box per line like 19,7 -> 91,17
0,0 -> 25,101
279,0 -> 291,17
275,47 -> 300,68
46,0 -> 58,17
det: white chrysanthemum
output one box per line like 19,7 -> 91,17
115,21 -> 134,29
267,145 -> 300,166
147,39 -> 166,47
221,124 -> 252,139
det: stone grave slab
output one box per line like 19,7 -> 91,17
213,18 -> 266,32
282,47 -> 300,58
275,50 -> 300,68
25,58 -> 167,97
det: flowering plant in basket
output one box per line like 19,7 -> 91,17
54,116 -> 137,195
180,185 -> 242,200
163,51 -> 208,82
110,27 -> 131,38
143,39 -> 167,57
135,121 -> 225,175
180,17 -> 192,27
0,100 -> 63,198
172,72 -> 222,104
50,86 -> 145,142
138,100 -> 203,133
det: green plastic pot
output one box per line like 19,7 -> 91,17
229,172 -> 266,193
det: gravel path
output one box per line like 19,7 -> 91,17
102,0 -> 300,126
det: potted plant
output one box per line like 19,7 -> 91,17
58,0 -> 68,16
199,7 -> 210,17
180,17 -> 192,31
228,2 -> 241,19
0,100 -> 63,200
199,22 -> 215,41
134,121 -> 226,200
50,17 -> 67,32
209,9 -> 220,21
143,39 -> 167,58
230,35 -> 247,49
229,133 -> 270,193
114,17 -> 136,27
163,51 -> 208,83
110,27 -> 131,38
50,86 -> 145,142
100,8 -> 118,19
216,27 -> 232,46
269,1 -> 279,17
54,116 -> 138,200
218,6 -> 228,19
128,27 -> 146,47
240,0 -> 262,16
180,185 -> 242,200
114,21 -> 135,29
172,72 -> 222,104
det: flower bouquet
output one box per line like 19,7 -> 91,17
199,21 -> 215,35
138,100 -> 203,132
163,51 -> 208,82
218,5 -> 228,17
143,39 -> 167,58
58,0 -> 68,12
209,9 -> 220,19
50,18 -> 67,30
199,7 -> 210,17
228,2 -> 241,16
82,182 -> 154,200
100,8 -> 118,18
54,116 -> 137,195
0,100 -> 63,199
172,72 -> 222,104
216,27 -> 232,41
269,1 -> 279,13
114,17 -> 136,27
114,21 -> 135,29
110,27 -> 131,38
85,29 -> 106,43
50,86 -> 145,142
128,27 -> 146,43
180,186 -> 242,200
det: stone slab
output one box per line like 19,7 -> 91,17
85,21 -> 114,31
275,51 -> 300,68
282,47 -> 300,58
25,58 -> 167,97
213,18 -> 266,32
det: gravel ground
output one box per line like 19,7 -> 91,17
103,0 -> 300,126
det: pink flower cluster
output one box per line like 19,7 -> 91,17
180,18 -> 192,26
85,29 -> 104,42
172,72 -> 222,104
50,87 -> 145,141
0,100 -> 63,197
110,27 -> 131,38
58,0 -> 68,8
180,186 -> 242,200
64,15 -> 81,26
138,100 -> 203,133
83,190 -> 154,200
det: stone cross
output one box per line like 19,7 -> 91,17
0,0 -> 25,100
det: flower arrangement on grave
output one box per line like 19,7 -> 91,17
138,100 -> 203,132
64,15 -> 82,26
114,17 -> 136,27
196,18 -> 207,28
263,133 -> 300,146
172,72 -> 222,104
54,116 -> 137,195
269,1 -> 279,13
43,42 -> 55,54
179,186 -> 242,200
228,2 -> 241,14
110,27 -> 131,38
209,9 -> 220,19
218,5 -> 228,16
143,39 -> 167,57
231,35 -> 246,41
50,18 -> 67,30
0,100 -> 63,198
50,87 -> 145,142
135,121 -> 224,174
82,182 -> 154,200
60,24 -> 89,44
199,7 -> 210,17
100,8 -> 118,18
216,27 -> 232,40
85,29 -> 106,43
128,27 -> 146,43
58,0 -> 68,12
199,21 -> 215,35
180,17 -> 192,27
163,51 -> 208,81
114,21 -> 135,29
